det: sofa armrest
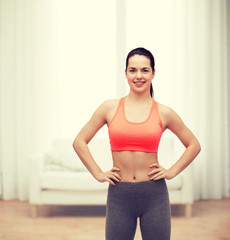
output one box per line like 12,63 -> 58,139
180,165 -> 194,204
29,153 -> 44,204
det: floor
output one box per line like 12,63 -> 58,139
0,199 -> 229,240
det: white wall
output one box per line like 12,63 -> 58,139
54,0 -> 117,139
125,0 -> 175,107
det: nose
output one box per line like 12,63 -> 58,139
136,70 -> 142,79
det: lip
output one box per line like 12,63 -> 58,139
133,81 -> 146,87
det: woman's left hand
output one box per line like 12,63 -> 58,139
148,163 -> 175,180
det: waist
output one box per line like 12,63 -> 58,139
111,151 -> 158,182
108,179 -> 168,198
109,178 -> 166,189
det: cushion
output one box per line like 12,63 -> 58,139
44,148 -> 87,172
40,171 -> 108,191
40,170 -> 182,191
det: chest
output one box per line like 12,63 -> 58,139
124,103 -> 153,123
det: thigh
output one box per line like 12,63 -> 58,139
105,184 -> 137,240
139,182 -> 171,240
139,208 -> 171,240
106,205 -> 137,240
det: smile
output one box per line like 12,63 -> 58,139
133,81 -> 146,87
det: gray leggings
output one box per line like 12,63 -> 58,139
106,179 -> 171,240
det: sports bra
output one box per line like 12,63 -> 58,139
108,97 -> 163,153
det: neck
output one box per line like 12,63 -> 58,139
126,91 -> 152,103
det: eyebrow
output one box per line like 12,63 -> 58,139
128,67 -> 151,70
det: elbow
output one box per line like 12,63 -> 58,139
72,135 -> 81,153
187,139 -> 201,157
72,139 -> 78,153
194,141 -> 201,156
72,135 -> 87,154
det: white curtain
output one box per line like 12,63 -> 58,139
172,0 -> 229,199
0,0 -> 229,200
0,0 -> 117,200
0,0 -> 60,200
124,0 -> 229,199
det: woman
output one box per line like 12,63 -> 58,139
73,47 -> 201,240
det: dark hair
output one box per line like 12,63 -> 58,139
125,47 -> 155,98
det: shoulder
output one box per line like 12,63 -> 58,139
101,98 -> 120,108
157,102 -> 184,130
86,99 -> 119,125
98,98 -> 120,112
157,102 -> 175,118
94,98 -> 120,118
98,98 -> 121,124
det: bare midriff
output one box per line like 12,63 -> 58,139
112,151 -> 158,182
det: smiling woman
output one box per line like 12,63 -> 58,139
126,55 -> 154,95
73,47 -> 201,239
125,48 -> 155,98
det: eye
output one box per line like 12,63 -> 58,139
129,69 -> 136,73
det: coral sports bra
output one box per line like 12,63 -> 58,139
108,97 -> 163,153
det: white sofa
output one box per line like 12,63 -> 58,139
29,136 -> 193,218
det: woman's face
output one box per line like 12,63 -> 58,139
126,54 -> 155,95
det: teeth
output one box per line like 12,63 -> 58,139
134,81 -> 145,84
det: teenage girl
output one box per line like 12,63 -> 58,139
73,47 -> 201,240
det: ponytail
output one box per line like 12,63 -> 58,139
150,83 -> 154,98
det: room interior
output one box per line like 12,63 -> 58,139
0,0 -> 229,239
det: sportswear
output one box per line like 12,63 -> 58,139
108,97 -> 163,153
106,179 -> 171,240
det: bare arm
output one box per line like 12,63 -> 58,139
149,105 -> 201,180
73,100 -> 121,185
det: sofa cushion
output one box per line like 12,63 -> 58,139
41,170 -> 182,192
40,171 -> 108,191
44,148 -> 87,172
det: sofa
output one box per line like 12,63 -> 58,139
29,135 -> 193,218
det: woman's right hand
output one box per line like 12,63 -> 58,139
95,167 -> 121,185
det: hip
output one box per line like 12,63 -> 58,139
108,179 -> 169,200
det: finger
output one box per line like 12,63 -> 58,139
111,167 -> 120,172
148,168 -> 161,176
153,175 -> 165,181
149,163 -> 159,168
151,172 -> 165,180
109,174 -> 120,182
106,177 -> 116,185
112,172 -> 122,180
